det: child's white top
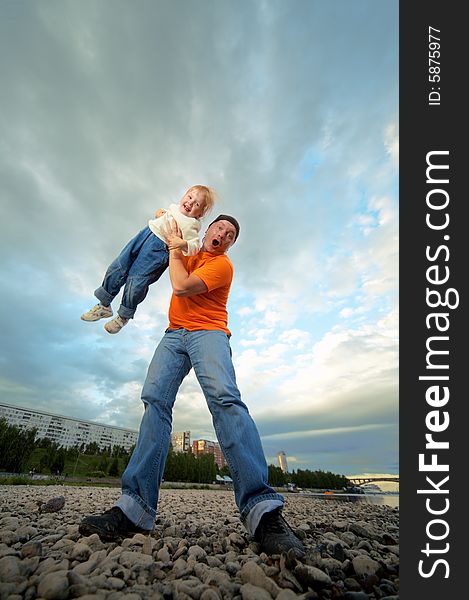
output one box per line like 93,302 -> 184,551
148,203 -> 201,256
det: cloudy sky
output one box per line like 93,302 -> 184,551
0,0 -> 398,482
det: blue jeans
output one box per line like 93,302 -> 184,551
95,227 -> 168,319
115,329 -> 284,534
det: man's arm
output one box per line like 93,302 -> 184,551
164,219 -> 209,297
168,248 -> 208,297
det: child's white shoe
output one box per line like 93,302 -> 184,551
104,315 -> 129,334
81,304 -> 113,322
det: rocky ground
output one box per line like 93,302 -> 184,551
0,485 -> 399,599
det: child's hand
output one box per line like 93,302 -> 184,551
155,208 -> 166,218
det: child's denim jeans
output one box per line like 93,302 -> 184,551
95,226 -> 168,319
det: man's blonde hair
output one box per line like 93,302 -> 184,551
187,185 -> 217,217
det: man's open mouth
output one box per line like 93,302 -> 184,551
212,239 -> 220,247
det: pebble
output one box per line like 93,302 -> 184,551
0,484 -> 399,598
352,555 -> 381,577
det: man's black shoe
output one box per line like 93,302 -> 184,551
255,508 -> 306,558
78,506 -> 149,541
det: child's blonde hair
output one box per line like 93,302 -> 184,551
187,185 -> 217,217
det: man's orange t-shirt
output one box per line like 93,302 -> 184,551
168,251 -> 234,335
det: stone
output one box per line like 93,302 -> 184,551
340,532 -> 358,546
157,545 -> 171,562
349,522 -> 379,540
70,542 -> 92,561
0,543 -> 17,559
200,588 -> 222,600
0,531 -> 19,545
239,560 -> 281,597
276,590 -> 300,600
51,538 -> 75,552
118,550 -> 154,569
319,557 -> 343,573
0,517 -> 19,529
21,541 -> 43,558
344,577 -> 362,591
204,567 -> 231,587
68,583 -> 91,597
0,556 -> 21,582
80,533 -> 105,552
16,525 -> 38,542
172,556 -> 192,577
37,571 -> 69,600
108,546 -> 124,559
188,544 -> 207,560
382,533 -> 398,545
107,576 -> 126,589
37,496 -> 66,513
225,560 -> 240,575
20,556 -> 41,578
352,556 -> 381,577
0,585 -> 17,600
240,582 -> 272,600
357,539 -> 373,552
228,532 -> 246,547
73,549 -> 107,575
331,520 -> 348,530
294,563 -> 332,588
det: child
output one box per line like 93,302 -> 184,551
81,185 -> 215,334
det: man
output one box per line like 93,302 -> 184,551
79,215 -> 305,558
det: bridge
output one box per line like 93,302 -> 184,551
346,476 -> 399,486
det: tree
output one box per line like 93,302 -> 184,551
268,465 -> 287,486
98,456 -> 109,473
84,441 -> 100,455
0,419 -> 37,473
36,436 -> 54,450
108,457 -> 120,477
163,445 -> 218,484
163,444 -> 176,481
50,449 -> 66,475
219,465 -> 231,477
197,453 -> 217,483
121,444 -> 135,469
289,468 -> 349,490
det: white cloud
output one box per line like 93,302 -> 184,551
384,122 -> 399,168
262,423 -> 390,441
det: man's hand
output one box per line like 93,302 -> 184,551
163,219 -> 187,252
155,208 -> 167,218
165,219 -> 207,297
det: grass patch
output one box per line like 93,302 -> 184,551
0,478 -> 119,488
0,478 -> 216,490
0,477 -> 63,486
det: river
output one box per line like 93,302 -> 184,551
298,492 -> 399,508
